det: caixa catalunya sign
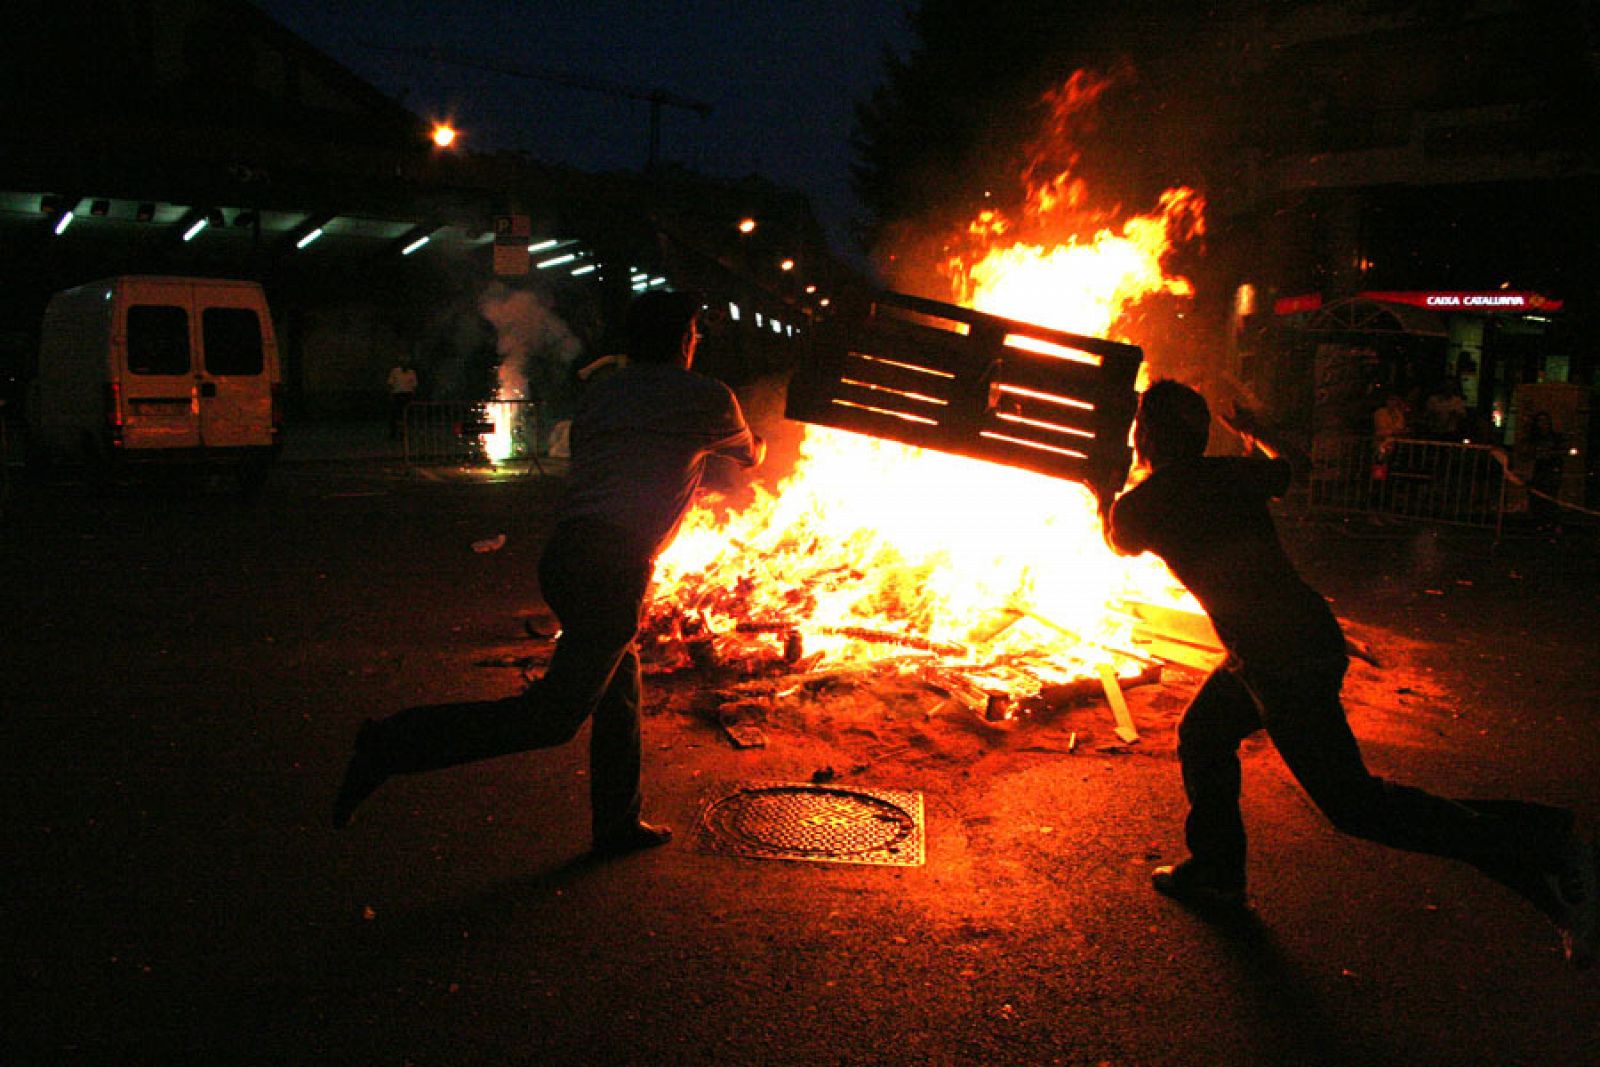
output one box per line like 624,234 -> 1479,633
1273,291 -> 1564,315
1359,290 -> 1564,312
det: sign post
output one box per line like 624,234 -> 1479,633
493,214 -> 531,277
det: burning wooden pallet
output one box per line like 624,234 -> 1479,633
785,290 -> 1144,505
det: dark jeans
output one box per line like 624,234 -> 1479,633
1178,657 -> 1574,913
388,392 -> 414,440
366,519 -> 653,840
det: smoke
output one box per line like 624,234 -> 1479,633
477,282 -> 584,414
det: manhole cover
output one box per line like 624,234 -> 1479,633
693,781 -> 924,866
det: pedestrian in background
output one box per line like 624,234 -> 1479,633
1523,410 -> 1567,532
1370,390 -> 1410,484
1424,376 -> 1468,439
1372,391 -> 1409,452
1099,379 -> 1597,968
335,291 -> 765,855
386,358 -> 419,441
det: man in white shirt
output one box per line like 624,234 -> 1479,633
336,292 -> 764,855
386,360 -> 419,440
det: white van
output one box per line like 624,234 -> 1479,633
30,276 -> 282,485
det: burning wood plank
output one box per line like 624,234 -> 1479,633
735,619 -> 967,659
1116,598 -> 1225,672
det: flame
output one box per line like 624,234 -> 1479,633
650,73 -> 1209,701
954,187 -> 1204,341
481,401 -> 517,464
478,364 -> 525,464
656,430 -> 1189,692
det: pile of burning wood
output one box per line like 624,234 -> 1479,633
634,576 -> 1221,745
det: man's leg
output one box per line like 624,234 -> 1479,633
587,645 -> 668,854
333,526 -> 649,827
1244,663 -> 1593,962
589,645 -> 641,838
330,622 -> 635,827
1162,667 -> 1263,902
1246,663 -> 1573,873
359,627 -> 631,773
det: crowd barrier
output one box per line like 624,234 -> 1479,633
402,400 -> 552,472
1308,435 -> 1509,535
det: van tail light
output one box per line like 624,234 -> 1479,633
105,382 -> 125,447
271,383 -> 285,438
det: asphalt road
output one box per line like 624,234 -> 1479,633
3,452 -> 1598,1065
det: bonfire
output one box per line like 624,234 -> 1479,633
639,75 -> 1217,730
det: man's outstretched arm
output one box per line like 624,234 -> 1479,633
1219,401 -> 1304,466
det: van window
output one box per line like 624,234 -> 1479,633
127,305 -> 191,375
202,307 -> 264,376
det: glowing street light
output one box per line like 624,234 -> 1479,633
779,258 -> 795,272
738,217 -> 757,234
431,123 -> 459,148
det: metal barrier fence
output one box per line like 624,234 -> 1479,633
402,400 -> 551,471
1308,435 -> 1508,534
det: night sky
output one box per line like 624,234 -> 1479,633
253,1 -> 915,255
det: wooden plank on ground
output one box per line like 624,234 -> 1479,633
1097,664 -> 1140,744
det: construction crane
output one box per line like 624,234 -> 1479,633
364,43 -> 713,172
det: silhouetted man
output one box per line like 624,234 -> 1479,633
334,291 -> 764,855
1101,379 -> 1596,967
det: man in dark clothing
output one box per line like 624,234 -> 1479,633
333,291 -> 765,855
1101,379 -> 1597,967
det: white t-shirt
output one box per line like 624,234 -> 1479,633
560,362 -> 759,560
387,367 -> 418,395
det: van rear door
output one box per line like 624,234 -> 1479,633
195,286 -> 271,448
119,292 -> 201,450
